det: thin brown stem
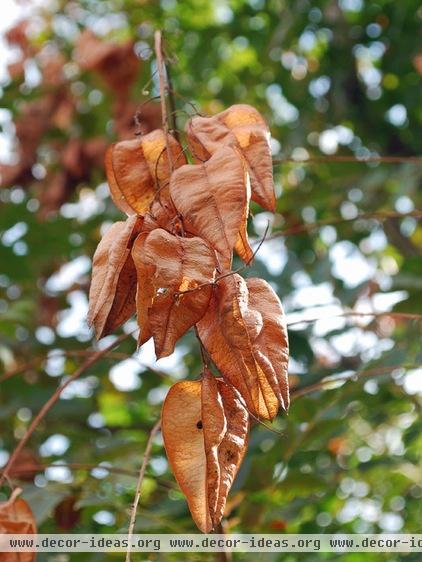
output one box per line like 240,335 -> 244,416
0,349 -> 170,384
168,88 -> 204,117
270,210 -> 422,239
154,30 -> 173,173
0,357 -> 43,383
287,310 -> 422,327
290,363 -> 421,401
5,462 -> 140,479
273,155 -> 422,165
2,487 -> 21,504
214,522 -> 232,562
134,93 -> 161,135
194,325 -> 209,370
0,332 -> 132,488
174,221 -> 270,299
165,63 -> 179,143
125,419 -> 161,562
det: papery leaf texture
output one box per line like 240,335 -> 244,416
105,130 -> 186,216
197,274 -> 289,420
0,493 -> 36,562
170,146 -> 252,269
186,104 -> 275,211
132,228 -> 217,358
201,371 -> 249,528
161,372 -> 248,532
246,277 -> 289,410
88,214 -> 143,339
141,198 -> 184,237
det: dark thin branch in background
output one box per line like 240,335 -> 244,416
270,210 -> 422,239
0,349 -> 171,384
169,88 -> 204,117
6,463 -> 140,479
0,332 -> 132,488
273,154 -> 422,165
287,310 -> 422,328
290,363 -> 421,401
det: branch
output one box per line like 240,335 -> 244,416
0,332 -> 131,488
5,462 -> 140,479
165,64 -> 179,142
273,154 -> 422,165
125,419 -> 161,562
194,325 -> 210,370
154,30 -> 173,173
290,363 -> 421,401
0,349 -> 171,384
270,210 -> 422,239
214,522 -> 232,562
287,310 -> 422,328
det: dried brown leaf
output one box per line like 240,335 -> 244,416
105,130 -> 185,216
186,104 -> 275,211
5,21 -> 32,55
161,373 -> 248,532
54,496 -> 81,530
88,215 -> 143,339
0,94 -> 63,188
132,229 -> 217,358
197,274 -> 289,420
246,277 -> 290,410
0,491 -> 36,562
130,232 -> 154,346
202,372 -> 249,527
75,30 -> 139,94
162,380 -> 210,531
141,199 -> 182,236
170,146 -> 252,269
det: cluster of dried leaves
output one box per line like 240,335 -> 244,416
88,104 -> 290,532
1,25 -> 161,216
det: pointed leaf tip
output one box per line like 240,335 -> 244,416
132,229 -> 217,358
161,374 -> 248,532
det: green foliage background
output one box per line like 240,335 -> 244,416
0,1 -> 421,561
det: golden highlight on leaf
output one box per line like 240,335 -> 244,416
186,104 -> 276,211
161,373 -> 248,532
197,274 -> 289,420
132,228 -> 217,358
246,277 -> 290,410
170,146 -> 252,269
88,215 -> 143,339
105,130 -> 186,216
